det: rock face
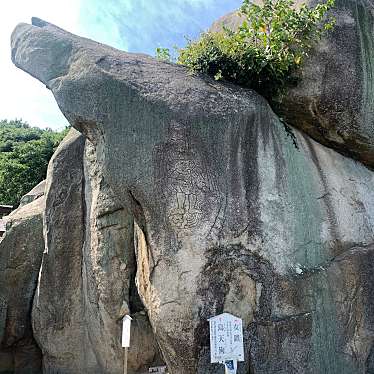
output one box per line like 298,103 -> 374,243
32,129 -> 90,371
209,11 -> 245,33
11,16 -> 374,374
209,0 -> 374,169
278,0 -> 374,169
31,129 -> 161,373
0,188 -> 45,373
19,180 -> 45,208
81,137 -> 162,373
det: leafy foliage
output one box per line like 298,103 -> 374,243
156,47 -> 172,61
0,119 -> 68,207
160,0 -> 335,100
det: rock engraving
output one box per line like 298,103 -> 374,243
154,121 -> 223,234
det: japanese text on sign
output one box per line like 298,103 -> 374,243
208,313 -> 244,363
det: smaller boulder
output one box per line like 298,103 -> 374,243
19,180 -> 45,208
0,190 -> 45,374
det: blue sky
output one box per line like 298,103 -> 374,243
2,0 -> 241,130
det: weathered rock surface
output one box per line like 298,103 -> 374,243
32,129 -> 90,371
19,180 -> 45,208
0,189 -> 45,373
31,129 -> 160,373
11,17 -> 374,374
81,138 -> 162,373
209,0 -> 374,168
279,0 -> 374,169
209,10 -> 245,33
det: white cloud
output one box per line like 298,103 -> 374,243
78,1 -> 129,51
79,0 -> 241,54
0,0 -> 82,129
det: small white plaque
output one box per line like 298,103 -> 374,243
208,313 -> 244,363
122,315 -> 132,348
149,366 -> 167,373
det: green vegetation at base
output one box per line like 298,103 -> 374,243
157,0 -> 335,101
0,119 -> 68,207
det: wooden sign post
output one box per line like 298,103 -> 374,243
208,313 -> 244,374
122,315 -> 132,374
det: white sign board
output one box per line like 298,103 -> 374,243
208,313 -> 244,363
122,315 -> 132,348
149,366 -> 167,373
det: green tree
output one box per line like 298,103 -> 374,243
0,119 -> 68,207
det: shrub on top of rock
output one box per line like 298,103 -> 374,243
160,0 -> 335,101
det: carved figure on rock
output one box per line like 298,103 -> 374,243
154,120 -> 222,236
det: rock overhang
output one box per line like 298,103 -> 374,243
10,18 -> 270,130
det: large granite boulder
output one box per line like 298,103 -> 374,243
11,18 -> 374,374
32,129 -> 160,373
209,0 -> 374,168
0,189 -> 45,373
277,0 -> 374,169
